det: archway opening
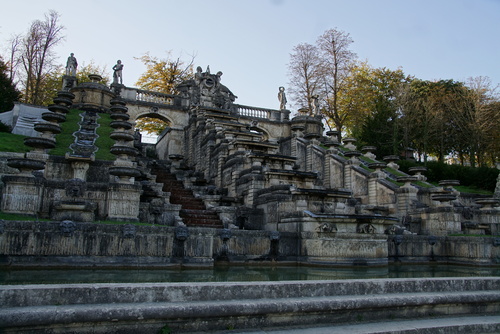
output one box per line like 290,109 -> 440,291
135,114 -> 171,144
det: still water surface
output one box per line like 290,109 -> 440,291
1,264 -> 500,285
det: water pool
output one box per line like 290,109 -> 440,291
1,263 -> 499,285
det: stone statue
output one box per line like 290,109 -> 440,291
65,53 -> 78,76
311,95 -> 320,115
278,86 -> 287,110
194,66 -> 203,85
112,60 -> 124,84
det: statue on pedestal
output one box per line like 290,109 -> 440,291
278,86 -> 287,110
65,53 -> 78,76
112,60 -> 124,85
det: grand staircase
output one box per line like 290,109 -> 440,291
151,165 -> 223,228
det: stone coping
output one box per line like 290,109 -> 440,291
1,277 -> 499,333
2,277 -> 498,307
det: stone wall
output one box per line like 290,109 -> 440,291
1,221 -> 498,267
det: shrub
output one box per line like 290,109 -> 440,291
399,160 -> 499,192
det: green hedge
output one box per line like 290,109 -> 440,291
399,160 -> 499,192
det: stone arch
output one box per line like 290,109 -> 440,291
247,123 -> 270,142
135,111 -> 173,127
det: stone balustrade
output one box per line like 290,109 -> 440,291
235,104 -> 273,119
120,87 -> 176,105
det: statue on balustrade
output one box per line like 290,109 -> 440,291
112,60 -> 124,85
278,86 -> 287,110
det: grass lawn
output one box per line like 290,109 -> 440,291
0,132 -> 30,153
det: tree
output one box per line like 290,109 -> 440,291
0,58 -> 21,113
316,28 -> 357,140
135,52 -> 194,94
287,43 -> 321,111
134,52 -> 194,135
35,61 -> 111,106
345,64 -> 409,157
11,10 -> 65,105
457,77 -> 500,166
397,79 -> 472,163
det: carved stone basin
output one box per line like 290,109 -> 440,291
42,112 -> 66,123
290,124 -> 305,132
362,146 -> 377,153
110,131 -> 135,142
409,166 -> 427,174
52,96 -> 73,106
396,176 -> 417,185
24,137 -> 56,149
439,180 -> 460,187
431,193 -> 457,202
110,121 -> 132,130
110,98 -> 127,106
110,113 -> 130,121
110,145 -> 138,157
7,158 -> 46,172
109,166 -> 141,178
368,162 -> 387,170
34,123 -> 62,134
56,90 -> 75,100
383,155 -> 400,163
47,104 -> 69,114
475,198 -> 499,209
343,150 -> 361,158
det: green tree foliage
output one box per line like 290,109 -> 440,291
397,78 -> 499,166
135,116 -> 170,136
0,58 -> 21,113
340,63 -> 409,157
134,52 -> 194,134
75,61 -> 111,86
135,52 -> 194,94
38,62 -> 110,106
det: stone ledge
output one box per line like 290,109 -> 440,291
0,289 -> 498,333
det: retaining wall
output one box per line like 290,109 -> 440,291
0,221 -> 499,267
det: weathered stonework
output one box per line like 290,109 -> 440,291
0,66 -> 498,267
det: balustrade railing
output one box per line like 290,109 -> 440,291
235,104 -> 275,119
135,89 -> 176,105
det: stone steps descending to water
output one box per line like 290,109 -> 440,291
0,277 -> 499,333
152,165 -> 223,228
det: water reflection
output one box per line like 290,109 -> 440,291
1,264 -> 499,285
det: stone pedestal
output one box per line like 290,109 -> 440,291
421,207 -> 462,236
107,183 -> 142,221
1,175 -> 44,215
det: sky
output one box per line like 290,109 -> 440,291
1,0 -> 499,111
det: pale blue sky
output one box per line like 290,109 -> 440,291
1,0 -> 499,111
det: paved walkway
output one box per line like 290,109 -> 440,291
211,315 -> 500,334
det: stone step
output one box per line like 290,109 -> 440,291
180,209 -> 219,217
151,166 -> 223,228
226,315 -> 500,334
1,278 -> 499,333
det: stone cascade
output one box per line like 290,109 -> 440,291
108,98 -> 140,183
106,98 -> 143,222
1,90 -> 75,216
151,165 -> 223,228
67,111 -> 100,160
